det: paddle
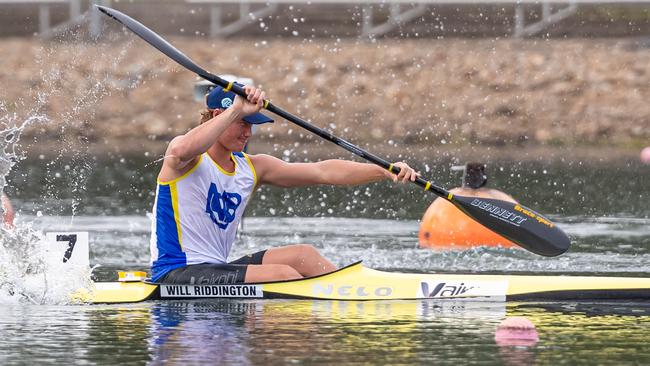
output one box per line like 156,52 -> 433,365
96,5 -> 571,257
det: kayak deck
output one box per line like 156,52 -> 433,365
75,261 -> 650,304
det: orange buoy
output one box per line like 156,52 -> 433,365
418,163 -> 520,250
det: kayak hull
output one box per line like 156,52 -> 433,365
76,262 -> 650,304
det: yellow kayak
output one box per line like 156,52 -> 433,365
74,261 -> 650,304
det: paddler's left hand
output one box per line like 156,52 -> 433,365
386,162 -> 420,183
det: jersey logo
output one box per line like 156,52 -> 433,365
206,183 -> 241,229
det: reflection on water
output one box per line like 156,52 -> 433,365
148,300 -> 505,365
1,300 -> 649,365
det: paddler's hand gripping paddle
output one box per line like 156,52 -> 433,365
96,5 -> 571,257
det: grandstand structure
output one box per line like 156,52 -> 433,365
0,0 -> 82,37
185,0 -> 581,38
1,0 -> 649,39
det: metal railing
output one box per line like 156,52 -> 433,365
0,0 -> 83,38
3,0 -> 650,39
183,0 -> 581,38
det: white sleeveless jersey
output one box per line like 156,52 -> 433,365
149,152 -> 256,282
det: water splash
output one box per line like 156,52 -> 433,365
0,224 -> 93,305
0,112 -> 92,304
0,105 -> 46,197
0,34 -> 141,303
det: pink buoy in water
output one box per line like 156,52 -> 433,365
494,316 -> 539,347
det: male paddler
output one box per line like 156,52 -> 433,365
150,84 -> 418,284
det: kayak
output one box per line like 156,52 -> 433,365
75,261 -> 650,304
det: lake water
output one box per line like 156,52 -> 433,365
0,154 -> 649,364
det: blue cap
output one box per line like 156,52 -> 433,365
206,83 -> 274,125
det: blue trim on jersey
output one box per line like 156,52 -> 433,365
232,151 -> 244,158
151,184 -> 187,282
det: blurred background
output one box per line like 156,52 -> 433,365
0,0 -> 648,220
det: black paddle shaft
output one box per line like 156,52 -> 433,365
96,5 -> 571,257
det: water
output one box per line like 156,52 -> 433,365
2,300 -> 650,364
15,214 -> 650,279
2,140 -> 650,365
5,153 -> 650,219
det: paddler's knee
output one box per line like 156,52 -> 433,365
293,244 -> 320,259
278,244 -> 336,277
276,244 -> 322,264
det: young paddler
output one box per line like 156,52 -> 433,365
150,84 -> 418,284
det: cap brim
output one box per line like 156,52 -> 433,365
243,112 -> 274,125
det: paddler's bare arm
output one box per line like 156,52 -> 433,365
250,154 -> 419,188
159,86 -> 265,181
163,108 -> 244,168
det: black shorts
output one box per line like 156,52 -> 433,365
161,250 -> 267,285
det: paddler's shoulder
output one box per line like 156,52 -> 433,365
157,154 -> 203,184
246,153 -> 282,166
245,153 -> 288,180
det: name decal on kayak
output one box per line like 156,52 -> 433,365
419,280 -> 508,300
160,284 -> 263,298
470,199 -> 528,226
312,283 -> 393,298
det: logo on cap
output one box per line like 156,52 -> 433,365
221,98 -> 233,109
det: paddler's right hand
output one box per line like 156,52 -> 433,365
232,85 -> 266,118
383,161 -> 419,183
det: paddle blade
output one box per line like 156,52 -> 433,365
449,195 -> 571,257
